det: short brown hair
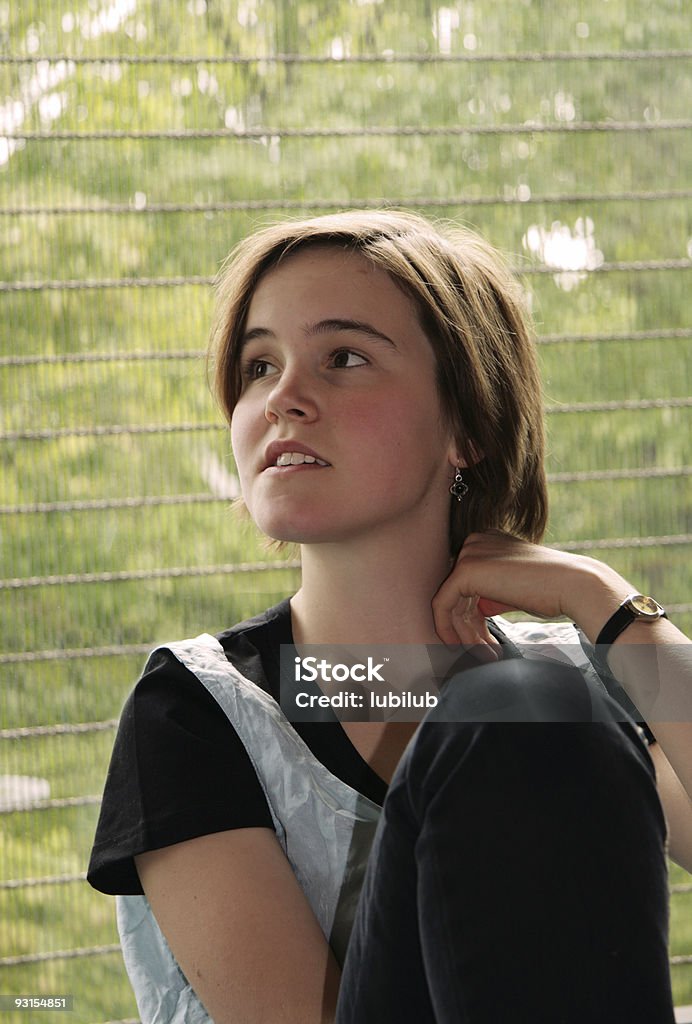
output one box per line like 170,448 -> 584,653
210,210 -> 547,554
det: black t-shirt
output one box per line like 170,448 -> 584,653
87,599 -> 389,895
87,599 -> 649,896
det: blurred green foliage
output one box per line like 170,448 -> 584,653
1,0 -> 690,1019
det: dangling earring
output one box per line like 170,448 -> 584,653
449,466 -> 469,501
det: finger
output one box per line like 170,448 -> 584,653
461,599 -> 502,658
447,597 -> 500,660
449,595 -> 479,644
432,600 -> 458,645
477,597 -> 518,618
433,587 -> 469,644
432,573 -> 476,644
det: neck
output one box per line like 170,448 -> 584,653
290,525 -> 453,646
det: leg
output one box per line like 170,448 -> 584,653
336,659 -> 674,1024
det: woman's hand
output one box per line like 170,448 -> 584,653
433,530 -> 692,871
431,529 -> 624,648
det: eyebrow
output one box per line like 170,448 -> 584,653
241,318 -> 397,350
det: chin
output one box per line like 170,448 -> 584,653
260,516 -> 375,547
253,512 -> 335,545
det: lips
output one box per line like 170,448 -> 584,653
264,440 -> 331,470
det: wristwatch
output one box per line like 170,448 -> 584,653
595,593 -> 667,651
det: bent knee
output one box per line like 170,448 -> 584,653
432,657 -> 605,725
403,657 -> 659,806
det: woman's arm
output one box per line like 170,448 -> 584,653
432,530 -> 692,871
649,739 -> 692,872
135,828 -> 340,1024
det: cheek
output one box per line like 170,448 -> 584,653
334,402 -> 404,467
229,403 -> 256,476
342,390 -> 444,452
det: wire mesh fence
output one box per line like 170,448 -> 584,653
1,1 -> 691,1020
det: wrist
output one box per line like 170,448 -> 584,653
562,556 -> 635,643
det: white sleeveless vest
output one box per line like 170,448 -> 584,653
115,620 -> 615,1023
116,633 -> 382,1024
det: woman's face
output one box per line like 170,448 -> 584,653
230,246 -> 459,546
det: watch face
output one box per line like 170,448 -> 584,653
628,594 -> 663,618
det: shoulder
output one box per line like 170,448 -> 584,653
127,594 -> 291,713
88,639 -> 276,895
121,643 -> 227,732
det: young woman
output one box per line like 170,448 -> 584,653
88,211 -> 692,1023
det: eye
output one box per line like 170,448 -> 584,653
330,349 -> 369,369
242,358 -> 278,381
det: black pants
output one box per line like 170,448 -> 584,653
336,658 -> 674,1023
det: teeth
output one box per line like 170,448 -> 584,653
275,451 -> 327,467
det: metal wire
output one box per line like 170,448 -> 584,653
0,350 -> 206,366
1,330 -> 689,369
0,469 -> 674,516
1,49 -> 691,65
2,260 -> 689,293
0,873 -> 87,890
4,607 -> 692,665
547,467 -> 692,483
0,276 -> 215,292
0,467 -> 689,517
6,120 -> 692,143
1,542 -> 689,593
2,189 -> 692,216
0,945 -> 121,967
554,534 -> 692,551
536,329 -> 692,346
0,796 -> 102,814
3,870 -> 691,894
548,398 -> 692,414
0,494 -> 227,514
1,422 -> 224,441
0,936 -> 688,974
0,720 -> 118,740
2,396 -> 690,444
3,942 -> 687,974
0,643 -> 156,665
0,560 -> 302,590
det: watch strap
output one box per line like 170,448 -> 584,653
595,595 -> 667,650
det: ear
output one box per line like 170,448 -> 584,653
447,439 -> 483,469
447,446 -> 466,470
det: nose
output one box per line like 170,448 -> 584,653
264,364 -> 319,424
